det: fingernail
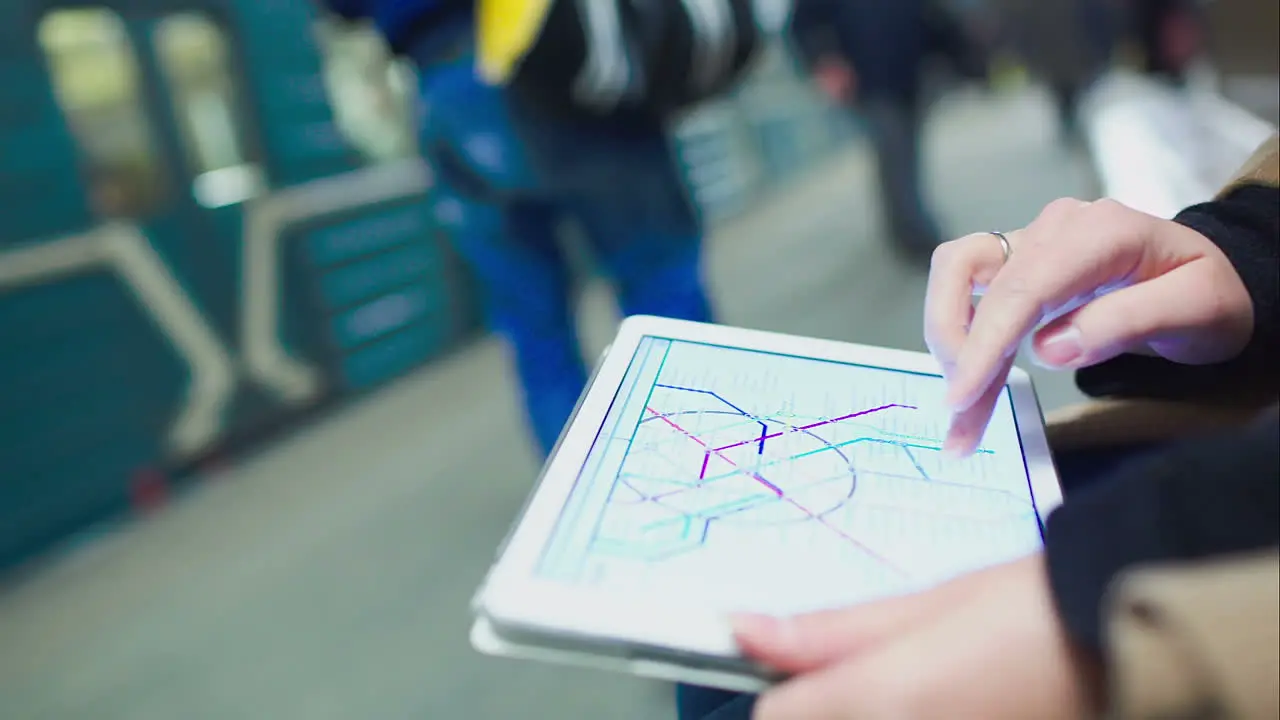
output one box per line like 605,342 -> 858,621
731,614 -> 789,642
939,360 -> 956,384
730,613 -> 772,635
1034,325 -> 1084,369
941,437 -> 971,460
945,384 -> 972,412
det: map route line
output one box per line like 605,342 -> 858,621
655,384 -> 770,454
641,409 -> 994,462
645,407 -> 784,496
644,406 -> 908,577
637,395 -> 1003,508
648,409 -> 904,440
551,339 -> 1037,586
856,468 -> 1036,506
701,419 -> 926,482
642,408 -> 861,481
782,496 -> 909,578
640,409 -> 995,490
652,383 -> 919,479
711,403 -> 918,453
902,445 -> 930,480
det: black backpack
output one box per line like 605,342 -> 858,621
483,0 -> 766,120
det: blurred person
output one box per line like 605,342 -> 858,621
790,0 -> 974,262
679,131 -> 1278,719
1127,0 -> 1205,84
995,0 -> 1115,143
320,0 -> 715,456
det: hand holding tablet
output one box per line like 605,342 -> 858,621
471,316 -> 1061,690
731,553 -> 1100,720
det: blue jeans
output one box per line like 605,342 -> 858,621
676,442 -> 1158,720
415,52 -> 713,455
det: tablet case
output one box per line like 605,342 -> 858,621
470,617 -> 770,693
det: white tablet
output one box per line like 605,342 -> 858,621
471,316 -> 1061,690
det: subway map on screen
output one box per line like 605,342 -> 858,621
537,337 -> 1044,614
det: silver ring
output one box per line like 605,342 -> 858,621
990,231 -> 1012,264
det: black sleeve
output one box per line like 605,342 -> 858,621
1076,184 -> 1280,402
788,0 -> 841,68
1044,412 -> 1280,652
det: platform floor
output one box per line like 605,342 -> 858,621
0,87 -> 1095,720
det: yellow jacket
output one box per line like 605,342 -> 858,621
475,0 -> 553,84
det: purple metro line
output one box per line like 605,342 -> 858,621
584,375 -> 1018,576
644,405 -> 908,574
654,383 -> 916,480
654,384 -> 770,455
623,384 -> 927,574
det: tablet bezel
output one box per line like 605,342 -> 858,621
474,315 -> 1062,661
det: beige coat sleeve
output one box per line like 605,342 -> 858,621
1099,137 -> 1280,718
1218,133 -> 1280,196
1104,549 -> 1280,720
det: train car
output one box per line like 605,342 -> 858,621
0,0 -> 481,569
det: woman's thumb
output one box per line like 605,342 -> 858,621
1030,265 -> 1226,369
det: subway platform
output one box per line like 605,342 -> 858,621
0,86 -> 1095,720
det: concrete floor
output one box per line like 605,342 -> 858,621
0,87 -> 1095,720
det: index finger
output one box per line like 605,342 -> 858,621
944,356 -> 1015,458
944,225 -> 1069,411
925,233 -> 1012,373
945,264 -> 1046,411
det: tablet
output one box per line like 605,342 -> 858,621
471,316 -> 1061,689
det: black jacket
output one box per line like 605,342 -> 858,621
1045,184 -> 1280,651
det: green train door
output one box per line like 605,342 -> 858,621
40,5 -> 294,444
41,4 -> 260,347
0,5 -> 258,564
0,5 -> 248,566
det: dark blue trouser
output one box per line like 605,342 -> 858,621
415,52 -> 713,455
859,97 -> 941,255
676,442 -> 1157,719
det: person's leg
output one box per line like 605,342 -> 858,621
1135,0 -> 1196,84
514,108 -> 713,324
1079,0 -> 1118,71
436,191 -> 586,456
1050,79 -> 1083,146
575,166 -> 713,324
416,57 -> 584,456
860,96 -> 942,260
496,204 -> 589,455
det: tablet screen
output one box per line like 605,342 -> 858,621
537,337 -> 1044,615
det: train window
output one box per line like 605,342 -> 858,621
314,18 -> 419,163
153,13 -> 265,208
38,8 -> 168,219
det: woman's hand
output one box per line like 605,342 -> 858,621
735,554 -> 1103,720
927,198 -> 1255,456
